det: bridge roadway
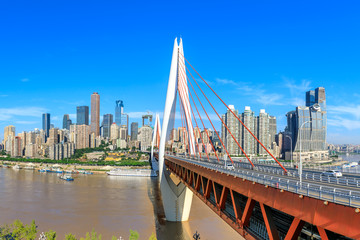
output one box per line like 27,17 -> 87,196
174,153 -> 360,189
161,153 -> 360,239
167,154 -> 360,208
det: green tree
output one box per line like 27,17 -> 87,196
65,233 -> 78,240
45,230 -> 57,240
129,229 -> 139,240
0,223 -> 11,239
8,219 -> 37,240
80,230 -> 102,240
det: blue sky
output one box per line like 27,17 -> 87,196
0,0 -> 359,144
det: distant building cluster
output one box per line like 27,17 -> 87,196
1,87 -> 330,164
166,87 -> 329,164
221,106 -> 277,156
1,92 -> 154,160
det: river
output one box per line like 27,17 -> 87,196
0,168 -> 242,239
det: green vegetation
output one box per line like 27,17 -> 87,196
0,220 -> 156,240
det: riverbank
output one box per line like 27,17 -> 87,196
0,160 -> 152,174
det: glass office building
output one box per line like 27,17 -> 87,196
115,100 -> 124,126
77,106 -> 89,125
286,87 -> 327,152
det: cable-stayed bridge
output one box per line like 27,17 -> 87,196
151,38 -> 360,240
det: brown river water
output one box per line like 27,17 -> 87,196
0,168 -> 242,239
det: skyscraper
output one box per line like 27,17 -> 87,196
63,114 -> 70,129
42,113 -> 50,137
121,113 -> 129,131
306,90 -> 315,107
4,125 -> 15,143
115,100 -> 124,126
221,106 -> 276,156
90,93 -> 100,136
285,87 -> 327,158
66,119 -> 72,130
315,87 -> 326,111
221,105 -> 239,155
101,114 -> 113,138
131,122 -> 138,141
77,106 -> 89,125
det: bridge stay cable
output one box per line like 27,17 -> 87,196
178,58 -> 215,161
177,66 -> 198,157
178,88 -> 196,157
178,62 -> 220,162
177,67 -> 205,159
180,52 -> 288,173
183,74 -> 216,161
178,59 -> 232,163
182,60 -> 255,168
178,90 -> 193,157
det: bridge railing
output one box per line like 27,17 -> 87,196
170,153 -> 360,188
167,155 -> 360,208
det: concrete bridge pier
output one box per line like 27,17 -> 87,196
160,170 -> 193,221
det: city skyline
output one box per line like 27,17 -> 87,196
1,1 -> 360,144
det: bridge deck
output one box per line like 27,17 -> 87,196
160,154 -> 360,240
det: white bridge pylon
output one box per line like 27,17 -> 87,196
150,113 -> 161,171
157,38 -> 195,222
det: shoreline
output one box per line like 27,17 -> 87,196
0,160 -> 152,174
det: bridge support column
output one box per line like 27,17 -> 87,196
160,170 -> 193,221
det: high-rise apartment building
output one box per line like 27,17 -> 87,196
221,106 -> 276,156
73,124 -> 90,149
42,113 -> 50,137
101,114 -> 113,138
221,105 -> 239,155
90,93 -> 100,136
138,125 -> 153,151
130,122 -> 138,141
115,100 -> 124,126
77,106 -> 89,125
256,109 -> 270,155
4,125 -> 15,145
48,128 -> 59,145
269,116 -> 277,145
63,114 -> 70,129
110,123 -> 119,140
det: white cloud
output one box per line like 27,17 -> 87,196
15,121 -> 38,125
69,114 -> 76,119
284,78 -> 312,94
235,82 -> 284,106
21,78 -> 29,82
51,116 -> 60,121
328,116 -> 360,130
291,97 -> 305,106
327,105 -> 360,120
215,78 -> 238,85
0,107 -> 47,121
283,78 -> 312,106
257,93 -> 284,106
